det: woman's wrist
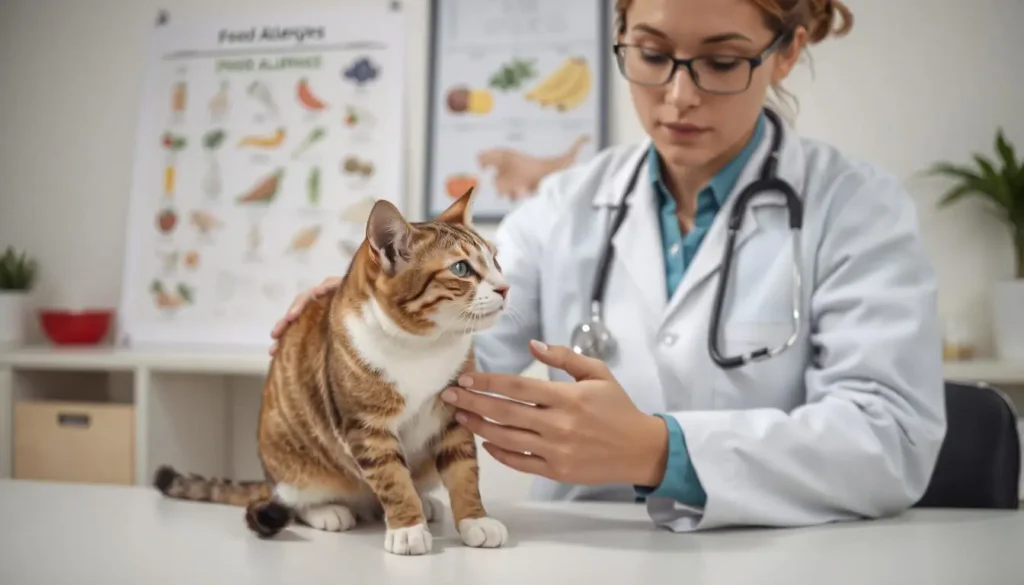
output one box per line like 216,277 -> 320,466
626,414 -> 670,488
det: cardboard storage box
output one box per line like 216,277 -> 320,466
13,400 -> 134,485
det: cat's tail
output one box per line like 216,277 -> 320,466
153,465 -> 293,538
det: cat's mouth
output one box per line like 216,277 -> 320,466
466,307 -> 502,320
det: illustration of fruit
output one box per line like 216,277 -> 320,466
343,56 -> 380,86
247,80 -> 278,116
446,86 -> 493,115
445,174 -> 478,199
524,56 -> 591,111
184,250 -> 200,270
239,127 -> 286,148
150,279 -> 194,308
170,67 -> 187,122
297,77 -> 328,111
307,166 -> 321,206
236,168 -> 284,204
288,225 -> 322,252
341,156 -> 374,178
489,58 -> 537,91
190,210 -> 224,234
292,126 -> 326,159
156,208 -> 178,234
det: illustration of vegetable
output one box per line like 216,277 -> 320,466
161,132 -> 187,151
189,209 -> 224,235
446,86 -> 493,115
477,134 -> 591,200
307,166 -> 321,206
445,174 -> 478,199
236,168 -> 284,204
170,67 -> 187,123
209,79 -> 229,122
184,250 -> 200,270
524,56 -> 591,112
341,155 -> 374,178
156,208 -> 178,234
247,80 -> 278,116
202,129 -> 226,198
343,56 -> 380,86
489,58 -> 537,91
338,239 -> 360,257
343,104 -> 377,128
297,77 -> 328,111
292,126 -> 326,159
150,279 -> 194,309
287,225 -> 322,252
238,127 -> 286,148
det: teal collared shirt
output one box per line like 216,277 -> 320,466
634,113 -> 766,507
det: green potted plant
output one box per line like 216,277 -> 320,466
926,128 -> 1024,359
0,246 -> 38,346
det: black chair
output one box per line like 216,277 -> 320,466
915,380 -> 1021,510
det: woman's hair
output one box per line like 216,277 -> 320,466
613,0 -> 854,115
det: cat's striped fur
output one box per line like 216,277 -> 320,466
153,188 -> 509,555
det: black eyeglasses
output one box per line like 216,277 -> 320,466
611,33 -> 787,95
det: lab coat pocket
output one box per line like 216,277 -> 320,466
711,320 -> 802,410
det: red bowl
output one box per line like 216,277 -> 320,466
38,309 -> 114,345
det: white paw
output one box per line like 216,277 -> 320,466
385,522 -> 433,555
420,494 -> 444,523
299,504 -> 357,532
458,517 -> 508,548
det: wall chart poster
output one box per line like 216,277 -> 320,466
424,0 -> 609,222
119,5 -> 406,348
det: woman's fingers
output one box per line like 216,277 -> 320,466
455,411 -> 546,457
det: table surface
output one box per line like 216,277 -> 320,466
2,479 -> 1023,584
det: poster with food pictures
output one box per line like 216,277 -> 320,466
119,5 -> 406,348
425,0 -> 608,222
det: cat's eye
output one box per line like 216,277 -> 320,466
450,260 -> 472,277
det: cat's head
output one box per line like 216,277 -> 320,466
360,188 -> 509,337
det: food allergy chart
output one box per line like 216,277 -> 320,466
424,0 -> 608,222
120,5 -> 406,348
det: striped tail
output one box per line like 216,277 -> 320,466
152,465 -> 293,538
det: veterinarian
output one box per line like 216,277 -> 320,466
271,0 -> 947,533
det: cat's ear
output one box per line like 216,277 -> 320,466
435,185 -> 476,226
366,199 -> 412,276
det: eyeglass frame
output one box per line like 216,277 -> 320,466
611,31 -> 791,95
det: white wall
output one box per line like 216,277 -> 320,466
1,0 -> 1023,500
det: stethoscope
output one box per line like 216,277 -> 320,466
569,107 -> 805,370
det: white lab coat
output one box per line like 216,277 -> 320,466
472,114 -> 948,532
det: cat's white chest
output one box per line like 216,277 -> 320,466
344,305 -> 469,452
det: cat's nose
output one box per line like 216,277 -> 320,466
494,284 -> 509,299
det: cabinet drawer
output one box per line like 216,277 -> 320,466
13,400 -> 134,485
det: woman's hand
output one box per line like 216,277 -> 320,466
440,340 -> 670,488
268,276 -> 342,355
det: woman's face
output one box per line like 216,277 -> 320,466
619,0 -> 802,171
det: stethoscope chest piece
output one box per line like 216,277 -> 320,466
570,301 -> 616,360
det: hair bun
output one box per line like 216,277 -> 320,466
808,0 -> 853,43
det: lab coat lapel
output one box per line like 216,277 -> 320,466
607,148 -> 667,321
662,117 -> 804,322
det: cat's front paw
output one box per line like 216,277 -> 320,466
384,522 -> 433,555
458,517 -> 508,548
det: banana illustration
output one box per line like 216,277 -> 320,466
524,57 -> 591,112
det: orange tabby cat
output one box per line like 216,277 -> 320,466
153,188 -> 509,555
